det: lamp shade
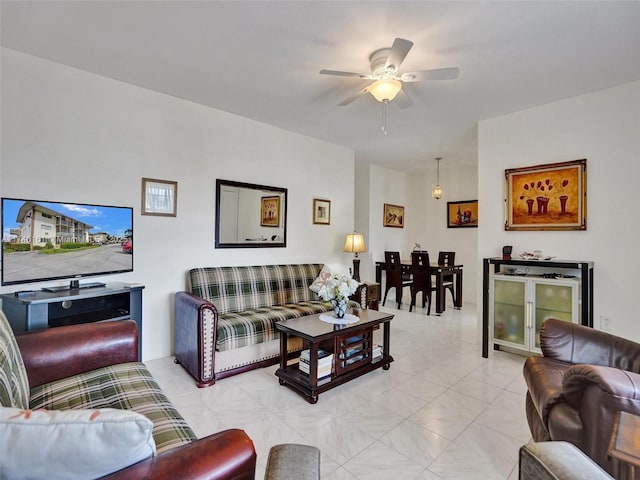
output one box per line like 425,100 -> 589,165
344,233 -> 366,253
368,79 -> 402,102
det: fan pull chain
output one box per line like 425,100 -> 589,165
381,99 -> 388,135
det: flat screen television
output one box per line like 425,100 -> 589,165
1,197 -> 133,290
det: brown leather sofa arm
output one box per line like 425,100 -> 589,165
523,356 -> 572,425
16,320 -> 138,389
540,319 -> 640,370
101,429 -> 256,480
562,364 -> 640,408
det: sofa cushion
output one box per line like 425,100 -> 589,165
519,442 -> 612,480
265,444 -> 321,480
0,310 -> 30,409
28,361 -> 196,454
309,264 -> 333,293
217,301 -> 333,351
0,405 -> 156,480
188,264 -> 324,314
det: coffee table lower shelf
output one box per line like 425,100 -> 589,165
275,355 -> 393,404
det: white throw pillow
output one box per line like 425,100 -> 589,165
0,406 -> 156,480
309,265 -> 333,293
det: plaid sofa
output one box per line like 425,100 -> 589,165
175,264 -> 366,387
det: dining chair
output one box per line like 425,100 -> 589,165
382,251 -> 413,309
410,251 -> 436,314
437,251 -> 456,305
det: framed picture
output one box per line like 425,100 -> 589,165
141,178 -> 177,217
312,198 -> 331,225
505,159 -> 587,231
447,200 -> 478,228
260,196 -> 280,227
383,203 -> 404,228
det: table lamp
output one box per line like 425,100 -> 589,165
344,233 -> 366,282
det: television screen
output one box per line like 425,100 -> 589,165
1,198 -> 133,287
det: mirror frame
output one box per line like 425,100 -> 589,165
215,179 -> 288,248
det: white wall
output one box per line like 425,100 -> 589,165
355,163 -> 478,305
478,80 -> 640,342
360,165 -> 417,282
419,162 -> 479,304
0,48 -> 356,360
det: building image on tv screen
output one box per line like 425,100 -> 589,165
1,198 -> 133,285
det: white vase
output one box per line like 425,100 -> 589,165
332,299 -> 347,318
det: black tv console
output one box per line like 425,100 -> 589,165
0,282 -> 144,360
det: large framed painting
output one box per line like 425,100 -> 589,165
260,196 -> 280,227
447,200 -> 478,228
505,159 -> 587,231
383,203 -> 404,228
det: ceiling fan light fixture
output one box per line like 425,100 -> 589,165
368,79 -> 402,102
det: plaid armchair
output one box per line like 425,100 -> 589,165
0,309 -> 256,479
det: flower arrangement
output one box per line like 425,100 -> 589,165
317,273 -> 359,303
317,273 -> 359,318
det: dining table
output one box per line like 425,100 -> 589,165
374,260 -> 463,315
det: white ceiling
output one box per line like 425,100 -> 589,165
2,1 -> 640,173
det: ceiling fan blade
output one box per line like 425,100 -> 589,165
337,85 -> 372,106
394,89 -> 413,109
320,69 -> 368,78
385,38 -> 413,71
402,67 -> 460,82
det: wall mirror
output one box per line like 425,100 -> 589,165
215,179 -> 287,248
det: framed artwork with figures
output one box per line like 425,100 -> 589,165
260,196 -> 280,227
312,198 -> 331,225
383,203 -> 404,228
505,159 -> 586,231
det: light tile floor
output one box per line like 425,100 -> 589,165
146,302 -> 531,480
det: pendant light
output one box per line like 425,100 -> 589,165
432,157 -> 443,200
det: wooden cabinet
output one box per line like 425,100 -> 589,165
362,282 -> 379,310
482,257 -> 593,357
491,275 -> 579,354
333,327 -> 374,376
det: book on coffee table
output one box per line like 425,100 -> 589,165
299,349 -> 334,378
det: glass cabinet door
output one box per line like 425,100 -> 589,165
492,278 -> 526,348
533,281 -> 577,350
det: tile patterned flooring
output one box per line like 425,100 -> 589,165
146,302 -> 531,479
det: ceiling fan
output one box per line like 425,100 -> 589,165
320,38 -> 459,109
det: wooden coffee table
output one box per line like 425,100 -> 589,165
608,411 -> 640,479
275,309 -> 394,404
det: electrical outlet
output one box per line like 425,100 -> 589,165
600,315 -> 612,331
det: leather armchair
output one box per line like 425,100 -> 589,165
523,318 -> 640,475
13,320 -> 256,480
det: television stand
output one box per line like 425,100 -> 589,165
42,280 -> 107,293
1,282 -> 144,359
